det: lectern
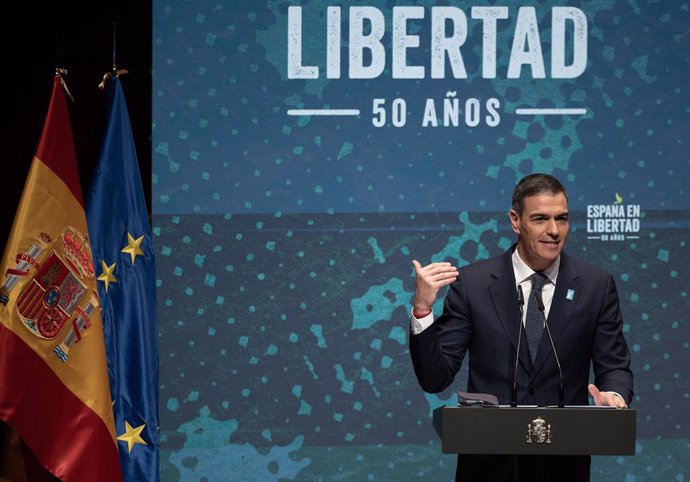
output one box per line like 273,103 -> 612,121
433,406 -> 636,455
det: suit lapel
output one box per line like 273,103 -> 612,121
488,248 -> 531,373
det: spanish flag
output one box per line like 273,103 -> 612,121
0,74 -> 122,481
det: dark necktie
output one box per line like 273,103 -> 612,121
525,272 -> 547,363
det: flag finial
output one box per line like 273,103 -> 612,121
99,22 -> 129,90
54,67 -> 74,102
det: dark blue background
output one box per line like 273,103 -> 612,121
152,2 -> 690,480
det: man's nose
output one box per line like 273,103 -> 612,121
545,219 -> 558,236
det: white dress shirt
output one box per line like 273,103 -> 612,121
512,249 -> 559,327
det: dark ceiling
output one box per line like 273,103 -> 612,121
1,2 -> 152,254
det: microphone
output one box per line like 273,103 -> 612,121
535,290 -> 564,408
511,285 -> 525,407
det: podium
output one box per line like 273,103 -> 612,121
433,406 -> 636,455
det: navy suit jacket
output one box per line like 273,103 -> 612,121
410,245 -> 633,408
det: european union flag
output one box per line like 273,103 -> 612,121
86,75 -> 159,482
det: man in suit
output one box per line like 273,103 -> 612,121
409,173 -> 633,481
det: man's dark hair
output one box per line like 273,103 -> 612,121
511,173 -> 568,216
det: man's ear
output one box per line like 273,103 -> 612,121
509,209 -> 520,235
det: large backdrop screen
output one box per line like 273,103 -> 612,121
153,1 -> 689,480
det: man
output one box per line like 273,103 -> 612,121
409,173 -> 633,481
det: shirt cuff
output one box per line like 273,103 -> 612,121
410,308 -> 434,335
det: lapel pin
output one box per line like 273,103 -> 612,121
566,289 -> 575,301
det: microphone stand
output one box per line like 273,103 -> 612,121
511,285 -> 525,407
536,291 -> 565,408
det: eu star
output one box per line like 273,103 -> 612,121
121,232 -> 145,264
117,420 -> 148,453
97,260 -> 118,292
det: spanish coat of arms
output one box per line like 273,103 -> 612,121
526,417 -> 552,444
1,226 -> 98,362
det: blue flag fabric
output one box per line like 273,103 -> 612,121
85,76 -> 159,482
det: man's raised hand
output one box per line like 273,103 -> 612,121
412,260 -> 458,316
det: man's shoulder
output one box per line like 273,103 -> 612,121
561,251 -> 613,279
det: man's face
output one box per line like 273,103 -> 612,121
509,192 -> 569,272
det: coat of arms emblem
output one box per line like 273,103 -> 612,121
1,226 -> 98,362
526,417 -> 552,444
